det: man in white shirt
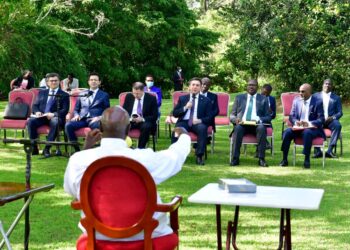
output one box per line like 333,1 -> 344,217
280,83 -> 325,168
313,79 -> 342,158
64,106 -> 191,241
229,79 -> 271,167
61,73 -> 79,91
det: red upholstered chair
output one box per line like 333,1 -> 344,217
0,90 -> 34,140
215,92 -> 230,128
119,92 -> 157,151
280,92 -> 300,137
71,156 -> 182,250
29,88 -> 43,102
293,136 -> 325,168
165,91 -> 188,138
188,125 -> 214,159
229,127 -> 274,162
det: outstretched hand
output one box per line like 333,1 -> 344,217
83,129 -> 102,150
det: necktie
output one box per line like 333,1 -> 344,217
188,95 -> 196,127
45,90 -> 55,113
137,99 -> 142,116
300,101 -> 307,121
246,95 -> 254,121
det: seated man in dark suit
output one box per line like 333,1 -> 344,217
201,77 -> 219,133
122,82 -> 158,149
172,77 -> 213,165
313,79 -> 342,158
27,73 -> 69,157
261,83 -> 276,149
280,83 -> 325,168
230,79 -> 270,167
65,72 -> 110,152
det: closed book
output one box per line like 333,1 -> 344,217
218,178 -> 257,193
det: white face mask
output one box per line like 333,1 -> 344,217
146,81 -> 154,88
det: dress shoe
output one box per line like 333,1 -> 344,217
258,158 -> 268,167
196,156 -> 205,165
42,147 -> 51,158
303,160 -> 310,169
32,146 -> 39,156
312,152 -> 322,158
73,145 -> 80,153
230,158 -> 239,166
55,149 -> 62,156
279,159 -> 288,167
325,152 -> 337,158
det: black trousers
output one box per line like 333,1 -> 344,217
27,116 -> 63,146
130,121 -> 155,149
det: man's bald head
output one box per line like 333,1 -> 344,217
100,106 -> 130,139
299,83 -> 312,100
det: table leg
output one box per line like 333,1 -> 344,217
216,205 -> 222,250
278,209 -> 292,250
226,206 -> 239,250
24,197 -> 30,250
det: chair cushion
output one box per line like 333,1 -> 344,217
266,127 -> 273,137
188,126 -> 213,141
242,134 -> 257,144
75,127 -> 91,137
0,119 -> 27,129
324,128 -> 332,138
76,233 -> 178,250
128,129 -> 141,138
215,117 -> 230,126
37,125 -> 50,134
294,136 -> 324,146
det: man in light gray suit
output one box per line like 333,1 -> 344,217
230,79 -> 271,167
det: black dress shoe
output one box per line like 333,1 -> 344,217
55,150 -> 62,156
42,148 -> 51,158
304,160 -> 311,169
196,156 -> 205,165
312,152 -> 322,158
258,158 -> 268,167
230,158 -> 239,166
325,152 -> 337,158
32,146 -> 39,156
279,159 -> 288,167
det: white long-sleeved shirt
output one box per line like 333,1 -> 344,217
64,134 -> 191,241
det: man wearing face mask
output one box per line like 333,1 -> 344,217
144,74 -> 162,117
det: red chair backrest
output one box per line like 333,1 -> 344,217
172,91 -> 188,107
281,92 -> 300,116
118,92 -> 129,107
8,90 -> 35,115
29,88 -> 43,102
216,92 -> 230,116
79,156 -> 158,244
69,89 -> 87,116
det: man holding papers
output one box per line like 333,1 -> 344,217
280,83 -> 325,168
229,79 -> 271,167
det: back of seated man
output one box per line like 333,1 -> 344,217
171,77 -> 212,165
64,106 -> 191,241
10,69 -> 35,90
27,73 -> 69,157
144,74 -> 162,117
201,77 -> 219,133
65,72 -> 110,152
123,82 -> 158,148
313,79 -> 342,158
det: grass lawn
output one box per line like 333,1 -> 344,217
0,95 -> 349,249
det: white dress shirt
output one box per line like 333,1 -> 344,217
183,93 -> 199,120
62,78 -> 79,90
242,93 -> 259,121
64,134 -> 191,241
300,97 -> 311,122
322,91 -> 331,119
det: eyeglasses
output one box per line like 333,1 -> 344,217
299,90 -> 306,93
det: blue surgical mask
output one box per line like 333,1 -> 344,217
146,81 -> 154,88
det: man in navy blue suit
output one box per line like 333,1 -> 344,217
27,73 -> 69,157
65,73 -> 110,152
201,77 -> 219,133
313,79 -> 342,158
230,79 -> 271,167
172,77 -> 212,165
261,83 -> 276,150
280,83 -> 325,168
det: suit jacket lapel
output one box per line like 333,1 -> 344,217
90,90 -> 100,107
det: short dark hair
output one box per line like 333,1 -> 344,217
262,84 -> 272,91
89,72 -> 100,80
46,72 -> 60,80
145,74 -> 154,79
132,81 -> 145,90
68,73 -> 75,78
189,77 -> 202,85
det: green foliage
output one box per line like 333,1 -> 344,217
220,0 -> 350,97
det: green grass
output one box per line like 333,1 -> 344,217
0,96 -> 349,249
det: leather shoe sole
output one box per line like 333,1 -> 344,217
258,159 -> 268,167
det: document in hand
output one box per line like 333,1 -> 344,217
30,114 -> 48,118
292,125 -> 316,131
239,121 -> 257,126
218,178 -> 257,193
